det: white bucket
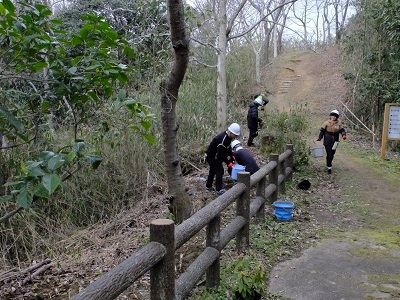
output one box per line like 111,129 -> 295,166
311,147 -> 324,157
231,164 -> 245,180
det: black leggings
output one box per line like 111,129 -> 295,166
206,156 -> 224,191
247,130 -> 258,146
324,145 -> 336,168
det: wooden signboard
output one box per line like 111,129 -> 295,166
381,103 -> 400,159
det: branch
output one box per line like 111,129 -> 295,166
28,81 -> 45,103
111,8 -> 136,13
189,56 -> 217,68
190,37 -> 219,52
22,262 -> 54,285
180,156 -> 202,171
61,166 -> 81,182
230,15 -> 303,42
0,133 -> 37,150
0,163 -> 79,224
226,0 -> 249,36
228,0 -> 298,41
0,206 -> 23,223
0,75 -> 55,83
0,258 -> 52,283
340,100 -> 375,135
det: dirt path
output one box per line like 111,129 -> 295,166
266,48 -> 400,299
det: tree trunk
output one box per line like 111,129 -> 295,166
262,22 -> 273,66
160,0 -> 192,223
216,0 -> 228,132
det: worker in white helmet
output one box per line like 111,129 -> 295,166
230,140 -> 260,175
247,94 -> 269,146
205,123 -> 240,195
317,109 -> 347,174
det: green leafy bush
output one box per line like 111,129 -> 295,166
260,105 -> 310,168
231,257 -> 266,299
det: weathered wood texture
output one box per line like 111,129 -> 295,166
71,242 -> 166,300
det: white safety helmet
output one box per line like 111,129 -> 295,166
231,140 -> 241,149
330,110 -> 340,118
228,123 -> 241,136
254,95 -> 263,105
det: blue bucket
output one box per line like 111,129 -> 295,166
273,201 -> 294,221
231,164 -> 245,180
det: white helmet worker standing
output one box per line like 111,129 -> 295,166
254,96 -> 263,105
247,94 -> 268,147
205,122 -> 241,195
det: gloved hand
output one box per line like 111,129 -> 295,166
227,162 -> 234,169
342,135 -> 347,140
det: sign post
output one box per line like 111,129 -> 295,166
381,103 -> 400,159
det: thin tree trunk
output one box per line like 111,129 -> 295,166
216,0 -> 228,132
160,0 -> 192,223
262,22 -> 273,66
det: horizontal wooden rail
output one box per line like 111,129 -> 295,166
71,242 -> 166,300
175,247 -> 220,299
220,216 -> 247,249
250,160 -> 277,187
175,183 -> 246,249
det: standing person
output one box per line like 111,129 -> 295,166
205,123 -> 241,195
317,109 -> 347,174
247,94 -> 269,146
230,140 -> 260,175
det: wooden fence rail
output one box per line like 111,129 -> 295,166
71,144 -> 294,300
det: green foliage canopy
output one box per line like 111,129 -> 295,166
0,0 -> 154,210
342,0 -> 400,128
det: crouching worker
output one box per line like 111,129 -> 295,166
229,140 -> 260,176
205,123 -> 241,195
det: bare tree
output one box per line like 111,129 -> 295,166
290,0 -> 316,45
160,0 -> 191,222
333,0 -> 351,43
276,3 -> 292,54
216,0 -> 229,131
323,0 -> 334,45
313,0 -> 325,47
219,0 -> 296,130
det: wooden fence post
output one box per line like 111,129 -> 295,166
150,219 -> 175,300
255,174 -> 266,221
278,153 -> 286,195
269,154 -> 279,204
206,214 -> 221,288
285,144 -> 294,181
236,172 -> 250,250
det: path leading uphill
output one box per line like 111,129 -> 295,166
265,48 -> 400,299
